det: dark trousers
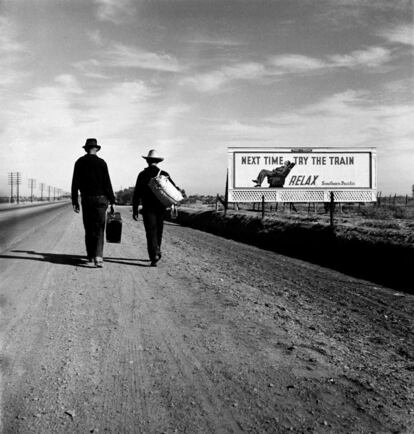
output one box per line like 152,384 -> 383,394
256,169 -> 285,187
256,169 -> 274,185
142,208 -> 164,261
81,196 -> 108,258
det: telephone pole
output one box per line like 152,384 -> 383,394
28,178 -> 36,202
39,183 -> 46,201
8,172 -> 22,203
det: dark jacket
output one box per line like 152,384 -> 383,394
71,154 -> 115,206
268,163 -> 295,187
133,165 -> 176,213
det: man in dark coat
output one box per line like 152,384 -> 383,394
71,138 -> 115,267
252,160 -> 296,187
132,149 -> 177,267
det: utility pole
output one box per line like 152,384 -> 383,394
48,185 -> 51,201
8,172 -> 21,204
8,172 -> 14,203
39,183 -> 45,201
16,172 -> 21,203
28,178 -> 36,202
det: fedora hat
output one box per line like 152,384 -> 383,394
83,138 -> 101,150
142,149 -> 164,162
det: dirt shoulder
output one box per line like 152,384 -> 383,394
0,206 -> 413,433
172,207 -> 414,292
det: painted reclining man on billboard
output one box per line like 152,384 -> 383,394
252,160 -> 296,188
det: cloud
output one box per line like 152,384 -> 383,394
180,62 -> 267,92
54,75 -> 84,94
219,89 -> 414,156
0,16 -> 25,53
94,0 -> 136,24
72,59 -> 109,79
150,103 -> 191,128
268,54 -> 326,72
328,46 -> 392,69
103,43 -> 184,72
378,24 -> 414,47
87,29 -> 104,46
181,45 -> 394,92
186,35 -> 244,47
310,0 -> 412,29
0,16 -> 27,87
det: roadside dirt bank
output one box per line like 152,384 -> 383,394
171,208 -> 414,293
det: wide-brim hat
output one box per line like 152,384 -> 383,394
142,149 -> 164,162
83,138 -> 101,150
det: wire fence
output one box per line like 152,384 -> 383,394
235,196 -> 414,220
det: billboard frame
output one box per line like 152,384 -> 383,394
227,147 -> 377,203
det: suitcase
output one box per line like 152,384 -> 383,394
106,211 -> 122,243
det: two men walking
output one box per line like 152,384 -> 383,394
71,140 -> 176,268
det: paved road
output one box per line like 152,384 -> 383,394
0,205 -> 412,433
0,201 -> 71,252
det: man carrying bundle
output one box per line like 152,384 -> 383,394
132,150 -> 179,267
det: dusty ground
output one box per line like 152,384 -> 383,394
174,207 -> 414,292
0,204 -> 413,433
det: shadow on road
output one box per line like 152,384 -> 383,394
0,250 -> 152,267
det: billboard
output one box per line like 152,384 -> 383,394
228,147 -> 377,202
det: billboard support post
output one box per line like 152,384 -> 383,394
261,195 -> 265,219
330,192 -> 335,228
224,170 -> 229,216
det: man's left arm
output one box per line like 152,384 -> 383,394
103,161 -> 116,205
71,162 -> 80,213
132,174 -> 142,221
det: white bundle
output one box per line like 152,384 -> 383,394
148,170 -> 183,207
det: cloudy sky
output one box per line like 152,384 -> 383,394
0,0 -> 412,197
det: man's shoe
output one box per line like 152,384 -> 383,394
150,255 -> 160,266
95,257 -> 104,268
